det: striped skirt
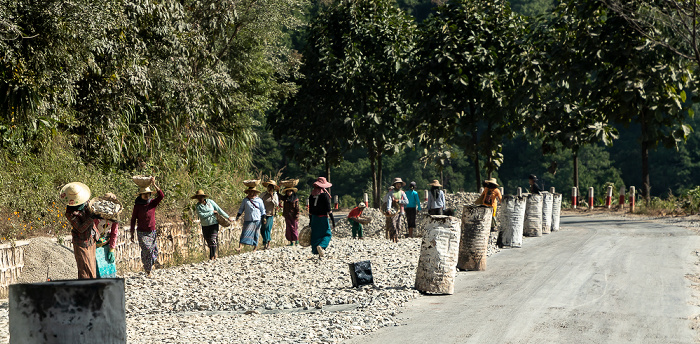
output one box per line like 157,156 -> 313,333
240,220 -> 260,246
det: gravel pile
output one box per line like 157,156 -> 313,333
334,208 -> 387,238
18,237 -> 77,283
123,237 -> 421,343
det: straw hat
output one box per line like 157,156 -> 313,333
429,180 -> 442,187
137,186 -> 156,196
485,178 -> 499,187
263,180 -> 280,190
391,177 -> 405,188
190,189 -> 208,199
60,182 -> 91,206
313,177 -> 332,189
244,187 -> 261,195
358,202 -> 366,208
283,187 -> 298,193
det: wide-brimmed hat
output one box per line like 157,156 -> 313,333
313,177 -> 332,189
244,187 -> 261,195
429,180 -> 442,187
392,177 -> 405,188
137,187 -> 156,196
190,189 -> 208,199
262,180 -> 280,190
485,178 -> 499,187
60,182 -> 91,206
283,187 -> 298,193
358,202 -> 366,208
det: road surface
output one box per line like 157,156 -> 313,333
347,214 -> 700,344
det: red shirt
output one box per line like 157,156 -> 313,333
348,207 -> 364,219
130,189 -> 164,233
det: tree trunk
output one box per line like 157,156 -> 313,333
325,154 -> 331,194
378,152 -> 383,196
640,110 -> 651,203
369,145 -> 379,208
573,150 -> 579,200
472,131 -> 481,191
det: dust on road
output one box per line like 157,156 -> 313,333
347,214 -> 700,344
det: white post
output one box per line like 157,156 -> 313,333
363,193 -> 369,207
517,187 -> 522,198
588,187 -> 594,209
550,187 -> 556,194
572,187 -> 577,209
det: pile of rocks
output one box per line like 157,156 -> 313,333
123,237 -> 421,343
333,207 -> 387,238
18,237 -> 77,283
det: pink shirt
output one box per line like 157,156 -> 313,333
130,189 -> 164,233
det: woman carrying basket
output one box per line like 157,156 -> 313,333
282,186 -> 300,246
192,189 -> 233,260
60,182 -> 98,279
130,177 -> 165,277
236,186 -> 265,252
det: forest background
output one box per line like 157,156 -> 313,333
1,0 -> 698,241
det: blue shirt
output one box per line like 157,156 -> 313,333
237,196 -> 265,222
196,199 -> 229,226
406,190 -> 422,210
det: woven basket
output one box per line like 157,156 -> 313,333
243,179 -> 260,188
299,225 -> 311,247
88,197 -> 123,221
132,175 -> 152,187
215,213 -> 231,227
355,216 -> 372,225
280,179 -> 299,188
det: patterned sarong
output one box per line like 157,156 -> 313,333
137,231 -> 158,273
240,220 -> 260,246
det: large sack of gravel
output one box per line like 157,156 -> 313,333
499,195 -> 526,248
551,193 -> 563,231
523,194 -> 543,237
415,215 -> 461,295
457,205 -> 492,271
541,192 -> 553,234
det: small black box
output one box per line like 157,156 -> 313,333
349,260 -> 374,287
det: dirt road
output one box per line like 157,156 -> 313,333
346,214 -> 700,344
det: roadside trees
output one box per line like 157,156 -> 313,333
408,0 -> 525,190
272,0 -> 416,207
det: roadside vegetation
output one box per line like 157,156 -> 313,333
1,0 -> 700,242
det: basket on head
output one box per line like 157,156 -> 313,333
88,196 -> 123,221
280,179 -> 299,188
132,175 -> 152,187
243,179 -> 261,188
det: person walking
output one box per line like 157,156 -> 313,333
94,192 -> 120,278
383,185 -> 395,240
236,187 -> 265,252
427,180 -> 446,215
528,174 -> 542,194
60,182 -> 98,279
192,189 -> 233,260
386,178 -> 409,243
347,202 -> 366,239
129,177 -> 164,277
260,181 -> 279,250
405,181 -> 422,238
309,177 -> 334,258
281,186 -> 300,246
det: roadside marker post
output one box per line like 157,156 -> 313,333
605,186 -> 613,208
572,187 -> 577,209
550,187 -> 556,194
619,186 -> 626,208
517,187 -> 522,198
424,190 -> 428,203
629,186 -> 636,212
363,193 -> 369,207
334,195 -> 339,210
588,187 -> 594,209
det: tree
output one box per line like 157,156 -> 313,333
408,0 -> 525,190
273,0 -> 416,207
